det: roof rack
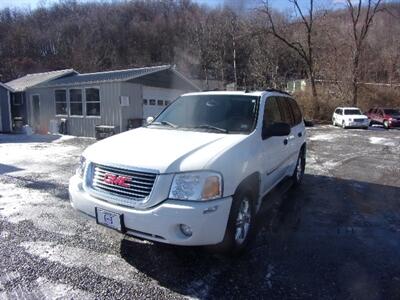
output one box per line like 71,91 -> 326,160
264,88 -> 291,95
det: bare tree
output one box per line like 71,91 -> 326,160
261,0 -> 320,118
345,0 -> 383,106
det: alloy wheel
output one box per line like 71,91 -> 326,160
234,197 -> 252,245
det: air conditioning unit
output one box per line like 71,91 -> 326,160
95,125 -> 120,140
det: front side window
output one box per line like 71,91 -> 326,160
55,90 -> 67,115
263,97 -> 283,128
277,98 -> 294,126
86,88 -> 100,116
152,94 -> 259,134
288,98 -> 303,125
70,89 -> 82,116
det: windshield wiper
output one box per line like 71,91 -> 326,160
191,124 -> 228,133
151,121 -> 178,128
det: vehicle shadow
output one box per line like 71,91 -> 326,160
120,174 -> 400,299
0,163 -> 24,175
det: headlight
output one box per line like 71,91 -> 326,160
76,156 -> 87,178
169,171 -> 222,201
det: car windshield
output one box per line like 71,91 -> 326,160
150,94 -> 259,134
344,109 -> 362,115
384,109 -> 400,115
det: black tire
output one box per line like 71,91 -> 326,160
209,188 -> 256,256
292,147 -> 306,187
342,121 -> 346,129
383,120 -> 389,130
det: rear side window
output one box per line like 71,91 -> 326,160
263,97 -> 283,127
277,97 -> 294,126
288,98 -> 303,125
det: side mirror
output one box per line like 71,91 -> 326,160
262,122 -> 291,139
146,116 -> 154,124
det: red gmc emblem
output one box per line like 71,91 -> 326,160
103,174 -> 131,188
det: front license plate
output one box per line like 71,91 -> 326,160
96,208 -> 122,231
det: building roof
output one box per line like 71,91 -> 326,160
6,69 -> 77,92
35,65 -> 200,90
0,82 -> 14,92
39,65 -> 171,87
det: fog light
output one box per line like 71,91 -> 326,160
179,224 -> 193,237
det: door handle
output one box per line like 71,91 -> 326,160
284,138 -> 288,145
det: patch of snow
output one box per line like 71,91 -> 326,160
369,137 -> 396,147
21,241 -> 140,283
309,134 -> 335,141
36,277 -> 95,299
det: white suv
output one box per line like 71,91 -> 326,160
332,107 -> 369,129
69,90 -> 306,254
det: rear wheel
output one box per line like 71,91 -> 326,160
210,189 -> 256,255
332,118 -> 336,126
383,120 -> 389,129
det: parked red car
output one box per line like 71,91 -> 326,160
366,107 -> 400,129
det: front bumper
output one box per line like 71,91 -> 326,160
69,175 -> 232,246
345,120 -> 369,128
389,120 -> 400,128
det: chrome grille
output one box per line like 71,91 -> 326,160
90,163 -> 156,200
354,119 -> 365,122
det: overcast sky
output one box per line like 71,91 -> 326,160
0,0 -> 344,11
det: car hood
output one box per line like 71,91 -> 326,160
345,114 -> 368,119
83,127 -> 247,173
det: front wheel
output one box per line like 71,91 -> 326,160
342,121 -> 346,129
383,120 -> 390,129
210,189 -> 256,255
292,148 -> 306,186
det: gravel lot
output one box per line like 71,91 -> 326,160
0,125 -> 400,299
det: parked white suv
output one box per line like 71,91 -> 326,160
332,107 -> 369,129
69,90 -> 306,254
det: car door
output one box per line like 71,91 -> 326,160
260,96 -> 290,195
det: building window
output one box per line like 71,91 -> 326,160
12,95 -> 23,106
55,90 -> 67,115
86,88 -> 100,116
149,99 -> 156,105
70,89 -> 83,116
157,100 -> 164,106
143,99 -> 148,105
165,100 -> 170,106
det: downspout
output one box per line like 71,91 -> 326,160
7,91 -> 12,132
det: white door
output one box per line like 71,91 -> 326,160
261,96 -> 290,195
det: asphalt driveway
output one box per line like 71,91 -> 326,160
0,125 -> 399,299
